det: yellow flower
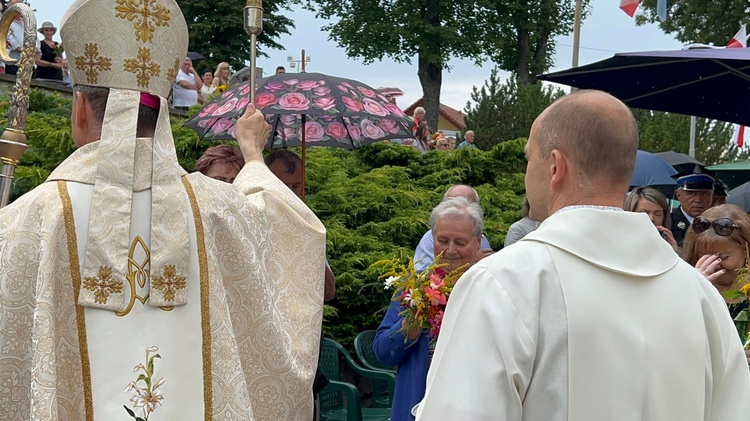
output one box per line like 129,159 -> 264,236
741,283 -> 750,297
215,84 -> 229,94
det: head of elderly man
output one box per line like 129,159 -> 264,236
429,197 -> 484,273
524,90 -> 639,221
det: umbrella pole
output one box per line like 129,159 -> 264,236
302,115 -> 306,202
689,116 -> 697,158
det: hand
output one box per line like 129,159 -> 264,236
236,103 -> 268,163
695,254 -> 726,282
474,248 -> 493,264
402,319 -> 421,341
656,226 -> 679,253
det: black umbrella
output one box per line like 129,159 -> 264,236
538,47 -> 750,126
727,181 -> 750,212
654,151 -> 711,177
187,51 -> 205,62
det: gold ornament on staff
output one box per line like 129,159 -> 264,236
0,2 -> 36,209
244,0 -> 263,103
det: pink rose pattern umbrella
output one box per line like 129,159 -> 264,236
184,73 -> 415,149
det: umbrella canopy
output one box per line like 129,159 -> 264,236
632,150 -> 678,187
184,72 -> 415,149
727,181 -> 750,212
706,161 -> 750,190
538,47 -> 750,126
654,151 -> 710,177
186,51 -> 205,62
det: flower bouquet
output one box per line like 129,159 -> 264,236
374,254 -> 467,348
54,43 -> 64,57
724,269 -> 750,350
215,84 -> 229,95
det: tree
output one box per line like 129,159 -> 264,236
463,68 -> 564,150
177,0 -> 296,72
484,0 -> 590,85
635,0 -> 748,45
632,109 -> 750,165
303,0 -> 585,131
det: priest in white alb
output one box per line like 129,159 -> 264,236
414,90 -> 750,420
0,0 -> 325,419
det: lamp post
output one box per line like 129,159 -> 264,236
287,50 -> 311,73
243,0 -> 263,103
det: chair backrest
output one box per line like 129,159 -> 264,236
354,330 -> 393,371
319,339 -> 344,411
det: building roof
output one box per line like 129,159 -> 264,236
403,98 -> 466,130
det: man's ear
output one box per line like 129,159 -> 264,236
72,91 -> 87,131
549,149 -> 568,189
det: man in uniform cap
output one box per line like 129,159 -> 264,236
0,0 -> 325,419
670,173 -> 715,247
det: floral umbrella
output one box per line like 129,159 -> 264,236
183,72 -> 415,149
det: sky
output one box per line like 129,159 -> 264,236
31,0 -> 686,111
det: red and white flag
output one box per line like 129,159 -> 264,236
727,24 -> 748,48
619,0 -> 642,17
726,25 -> 747,146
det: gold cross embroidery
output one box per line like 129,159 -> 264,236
151,265 -> 187,301
115,0 -> 171,43
166,58 -> 180,84
75,43 -> 113,84
83,266 -> 123,304
124,47 -> 161,88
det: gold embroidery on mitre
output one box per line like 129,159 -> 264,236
123,47 -> 161,87
75,43 -> 113,84
115,0 -> 171,43
82,266 -> 123,304
116,235 -> 151,318
166,58 -> 179,84
151,265 -> 187,301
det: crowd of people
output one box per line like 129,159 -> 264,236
2,0 -> 750,419
366,92 -> 750,420
398,106 -> 477,152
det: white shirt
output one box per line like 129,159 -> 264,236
172,69 -> 198,107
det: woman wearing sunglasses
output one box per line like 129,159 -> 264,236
683,204 -> 750,319
624,187 -> 679,253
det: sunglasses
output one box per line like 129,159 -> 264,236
691,216 -> 741,236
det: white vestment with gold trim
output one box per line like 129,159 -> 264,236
415,208 -> 750,421
0,139 -> 325,420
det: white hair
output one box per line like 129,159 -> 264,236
414,106 -> 425,116
429,197 -> 484,239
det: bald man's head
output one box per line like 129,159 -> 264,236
534,90 -> 638,189
444,185 -> 480,203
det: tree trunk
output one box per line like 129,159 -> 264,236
417,0 -> 442,136
418,54 -> 442,136
515,26 -> 532,85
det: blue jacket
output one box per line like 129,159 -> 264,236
373,300 -> 431,421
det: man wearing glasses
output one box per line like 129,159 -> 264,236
671,173 -> 715,248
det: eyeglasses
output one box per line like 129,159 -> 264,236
691,216 -> 741,236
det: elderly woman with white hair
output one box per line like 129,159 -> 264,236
373,197 -> 484,421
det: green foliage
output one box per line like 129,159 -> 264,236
463,69 -> 564,150
635,0 -> 747,45
7,87 -> 529,349
177,0 -> 296,72
483,0 -> 591,84
632,109 -> 749,165
303,0 -> 586,134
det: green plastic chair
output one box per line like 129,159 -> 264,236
318,338 -> 394,421
354,330 -> 397,373
353,330 -> 397,408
